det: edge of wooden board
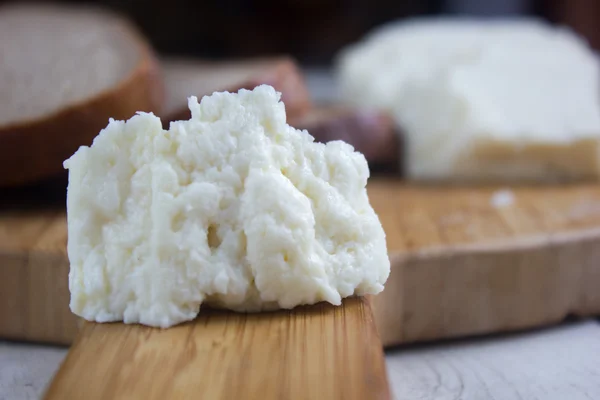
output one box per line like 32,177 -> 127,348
3,223 -> 600,347
2,182 -> 600,347
43,296 -> 391,400
0,248 -> 76,345
374,226 -> 600,346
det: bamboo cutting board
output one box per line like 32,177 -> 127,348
43,297 -> 390,400
2,179 -> 600,346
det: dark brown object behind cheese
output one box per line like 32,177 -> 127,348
289,106 -> 402,174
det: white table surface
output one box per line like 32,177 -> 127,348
2,320 -> 600,400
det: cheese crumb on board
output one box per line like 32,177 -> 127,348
63,85 -> 390,328
336,18 -> 600,182
490,189 -> 515,208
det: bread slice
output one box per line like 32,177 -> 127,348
161,57 -> 311,124
289,106 -> 401,173
0,3 -> 164,187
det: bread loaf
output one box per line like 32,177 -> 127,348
0,3 -> 164,186
161,57 -> 311,124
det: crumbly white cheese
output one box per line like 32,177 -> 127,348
64,85 -> 390,328
336,18 -> 600,181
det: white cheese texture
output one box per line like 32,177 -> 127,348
64,85 -> 390,328
336,18 -> 600,181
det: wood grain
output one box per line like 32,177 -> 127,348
2,180 -> 600,346
7,323 -> 600,400
367,181 -> 600,346
0,207 -> 75,345
43,297 -> 390,400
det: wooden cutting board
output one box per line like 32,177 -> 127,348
43,297 -> 390,400
1,179 -> 600,347
370,180 -> 600,346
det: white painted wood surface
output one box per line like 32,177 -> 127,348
2,321 -> 600,399
386,321 -> 600,400
0,342 -> 66,400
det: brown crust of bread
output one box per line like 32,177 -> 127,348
0,17 -> 164,187
163,56 -> 311,125
246,57 -> 312,121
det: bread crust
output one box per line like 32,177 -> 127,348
0,14 -> 164,187
162,57 -> 311,124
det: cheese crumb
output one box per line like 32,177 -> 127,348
491,189 -> 515,208
63,85 -> 390,328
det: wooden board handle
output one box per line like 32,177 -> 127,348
43,296 -> 390,400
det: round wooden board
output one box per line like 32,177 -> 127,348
368,179 -> 600,347
2,178 -> 600,347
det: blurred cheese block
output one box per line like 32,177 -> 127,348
336,18 -> 600,181
336,18 -> 591,111
161,57 -> 311,124
399,41 -> 600,181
